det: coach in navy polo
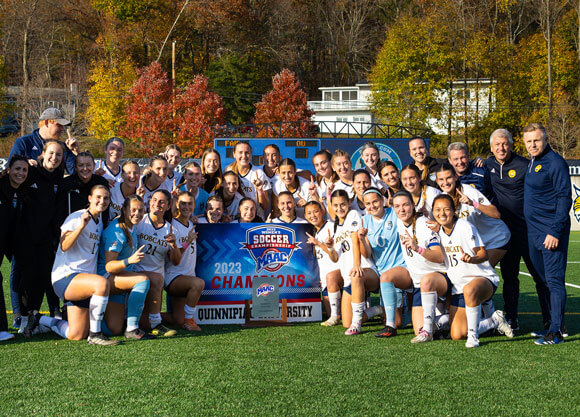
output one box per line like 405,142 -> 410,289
485,129 -> 550,331
447,142 -> 495,203
9,107 -> 78,174
523,123 -> 571,345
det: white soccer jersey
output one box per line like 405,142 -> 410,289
333,180 -> 355,199
162,171 -> 183,192
225,193 -> 244,219
454,185 -> 511,249
316,178 -> 332,210
108,182 -> 132,221
271,216 -> 307,224
164,218 -> 197,286
52,210 -> 103,284
273,176 -> 312,218
237,165 -> 272,201
141,177 -> 172,211
96,160 -> 123,185
397,216 -> 446,287
333,210 -> 376,287
415,185 -> 441,218
349,197 -> 366,217
133,214 -> 174,275
368,169 -> 387,191
438,218 -> 499,295
313,221 -> 339,290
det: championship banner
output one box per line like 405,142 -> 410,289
195,223 -> 322,324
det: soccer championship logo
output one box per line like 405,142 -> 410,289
573,184 -> 580,224
241,225 -> 301,273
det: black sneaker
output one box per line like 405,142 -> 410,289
87,332 -> 120,346
374,326 -> 397,338
507,317 -> 520,331
561,325 -> 568,338
124,328 -> 156,340
22,312 -> 41,338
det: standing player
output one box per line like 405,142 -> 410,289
331,150 -> 355,199
200,148 -> 223,193
215,171 -> 244,220
358,188 -> 408,338
95,137 -> 125,186
233,198 -> 263,223
304,201 -> 341,325
311,150 -> 338,210
163,144 -> 183,190
407,136 -> 441,188
523,123 -> 572,345
272,158 -> 311,218
432,194 -> 513,348
360,142 -> 386,190
351,169 -> 373,215
164,191 -> 205,331
262,144 -> 281,189
400,164 -> 441,217
98,195 -> 154,340
379,161 -> 402,206
109,161 -> 144,221
485,128 -> 549,331
133,189 -> 181,336
270,192 -> 308,224
197,195 -> 228,224
141,156 -> 171,208
390,191 -> 449,342
226,141 -> 271,218
180,162 -> 210,217
42,185 -> 118,345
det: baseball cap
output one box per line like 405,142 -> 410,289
39,108 -> 71,126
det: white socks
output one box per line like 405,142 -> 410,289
149,313 -> 162,329
89,295 -> 108,333
39,315 -> 69,339
184,304 -> 197,320
328,291 -> 341,318
478,317 -> 497,334
421,291 -> 437,334
481,299 -> 495,318
465,305 -> 481,341
364,305 -> 383,320
351,302 -> 365,326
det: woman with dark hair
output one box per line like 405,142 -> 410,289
141,156 -> 171,208
232,198 -> 263,223
272,158 -> 311,219
15,140 -> 66,336
400,163 -> 441,217
95,137 -> 125,186
311,149 -> 338,211
379,161 -> 402,206
0,156 -> 29,341
57,151 -> 110,228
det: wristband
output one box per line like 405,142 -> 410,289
472,201 -> 479,209
416,246 -> 425,255
123,258 -> 130,267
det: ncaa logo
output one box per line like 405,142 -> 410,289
241,225 -> 301,273
351,143 -> 403,171
573,184 -> 580,224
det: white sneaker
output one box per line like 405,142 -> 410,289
0,331 -> 15,341
492,310 -> 514,338
411,328 -> 433,343
17,316 -> 28,334
465,336 -> 480,348
321,316 -> 341,327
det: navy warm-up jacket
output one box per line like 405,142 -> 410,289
524,144 -> 571,240
9,129 -> 76,175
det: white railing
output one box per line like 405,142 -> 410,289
307,100 -> 370,111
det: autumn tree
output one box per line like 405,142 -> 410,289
86,50 -> 136,140
254,69 -> 313,137
173,75 -> 226,157
122,61 -> 173,154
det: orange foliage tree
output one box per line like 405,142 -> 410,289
254,69 -> 314,138
173,75 -> 226,157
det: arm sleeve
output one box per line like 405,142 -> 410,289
549,159 -> 572,239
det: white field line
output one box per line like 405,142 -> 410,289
495,267 -> 580,289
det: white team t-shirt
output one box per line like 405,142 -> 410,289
52,210 -> 103,283
109,182 -> 134,221
397,216 -> 446,287
272,176 -> 312,218
312,221 -> 339,290
333,210 -> 376,287
271,216 -> 307,224
134,214 -> 174,275
237,165 -> 272,201
454,185 -> 511,249
225,193 -> 244,219
96,160 -> 123,185
162,171 -> 183,192
333,180 -> 355,199
438,218 -> 499,295
141,176 -> 172,211
164,218 -> 197,286
414,185 -> 441,218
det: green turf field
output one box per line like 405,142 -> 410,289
1,233 -> 579,416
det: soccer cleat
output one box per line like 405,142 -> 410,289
465,336 -> 480,348
561,325 -> 568,338
507,318 -> 520,331
87,332 -> 120,346
411,328 -> 433,343
12,316 -> 21,329
321,316 -> 341,327
375,325 -> 397,338
0,331 -> 15,342
124,328 -> 156,340
344,323 -> 362,336
22,312 -> 41,338
183,318 -> 202,332
492,310 -> 514,338
534,331 -> 564,345
151,324 -> 177,337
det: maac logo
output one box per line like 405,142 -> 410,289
256,284 -> 275,297
573,184 -> 580,224
241,225 -> 301,273
535,164 -> 542,172
508,169 -> 516,178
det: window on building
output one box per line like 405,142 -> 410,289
336,117 -> 348,122
324,91 -> 340,101
342,91 -> 358,101
353,117 -> 365,122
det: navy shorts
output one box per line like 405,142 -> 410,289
343,285 -> 351,295
53,273 -> 90,308
451,280 -> 498,308
322,288 -> 328,297
410,273 -> 452,308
